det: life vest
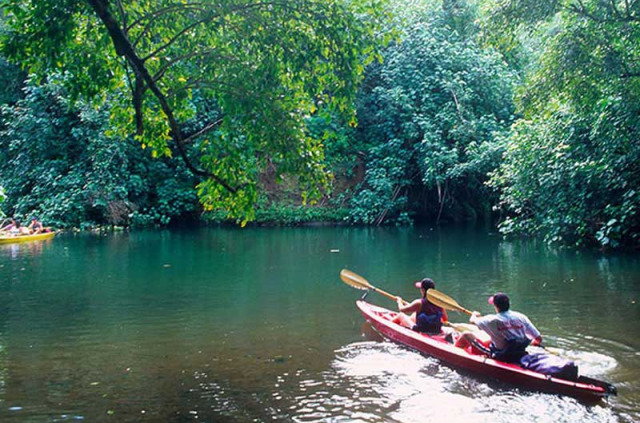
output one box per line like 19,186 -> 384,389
413,299 -> 443,334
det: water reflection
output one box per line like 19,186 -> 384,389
0,228 -> 638,422
0,238 -> 51,260
0,335 -> 5,402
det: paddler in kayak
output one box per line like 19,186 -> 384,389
455,292 -> 542,363
393,278 -> 449,334
27,216 -> 50,234
0,218 -> 17,233
1,219 -> 30,236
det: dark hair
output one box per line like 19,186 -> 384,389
420,278 -> 435,298
490,293 -> 510,312
420,278 -> 435,290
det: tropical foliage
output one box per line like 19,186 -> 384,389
484,0 -> 640,247
0,0 -> 638,249
0,185 -> 5,218
0,76 -> 198,228
1,0 -> 386,223
348,2 -> 516,225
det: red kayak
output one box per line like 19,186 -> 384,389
356,300 -> 616,402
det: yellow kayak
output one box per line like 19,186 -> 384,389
0,231 -> 56,244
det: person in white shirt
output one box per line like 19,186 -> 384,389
455,292 -> 542,362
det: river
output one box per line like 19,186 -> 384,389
0,226 -> 638,422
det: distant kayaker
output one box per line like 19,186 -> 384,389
18,221 -> 32,235
455,292 -> 542,363
3,220 -> 30,236
393,278 -> 449,334
0,218 -> 17,233
28,216 -> 48,234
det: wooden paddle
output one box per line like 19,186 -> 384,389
428,288 -> 562,355
340,269 -> 408,305
344,271 -> 563,354
340,269 -> 478,333
445,322 -> 481,333
426,289 -> 473,315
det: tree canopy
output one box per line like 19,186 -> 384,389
1,0 -> 386,223
1,0 -> 638,249
347,1 -> 516,225
0,75 -> 200,228
483,0 -> 640,247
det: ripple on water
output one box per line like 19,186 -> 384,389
568,351 -> 618,376
281,341 -> 619,423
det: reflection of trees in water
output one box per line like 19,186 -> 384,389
0,227 -> 635,422
0,336 -> 5,399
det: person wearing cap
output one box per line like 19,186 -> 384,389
455,292 -> 542,362
27,216 -> 49,234
2,219 -> 30,236
0,218 -> 17,233
392,278 -> 449,334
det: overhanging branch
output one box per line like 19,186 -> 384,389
85,0 -> 239,193
183,118 -> 224,144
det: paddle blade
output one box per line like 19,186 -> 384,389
445,322 -> 479,333
544,346 -> 563,355
340,269 -> 373,291
427,289 -> 472,315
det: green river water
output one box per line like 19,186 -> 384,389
0,226 -> 638,423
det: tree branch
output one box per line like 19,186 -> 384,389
116,0 -> 127,30
140,11 -> 219,62
567,0 -> 639,22
130,4 -> 209,48
85,0 -> 239,193
126,3 -> 208,32
568,0 -> 605,22
450,88 -> 465,120
138,2 -> 287,62
133,73 -> 145,136
610,0 -> 623,19
168,78 -> 250,100
151,48 -> 227,83
624,0 -> 632,19
183,118 -> 224,145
